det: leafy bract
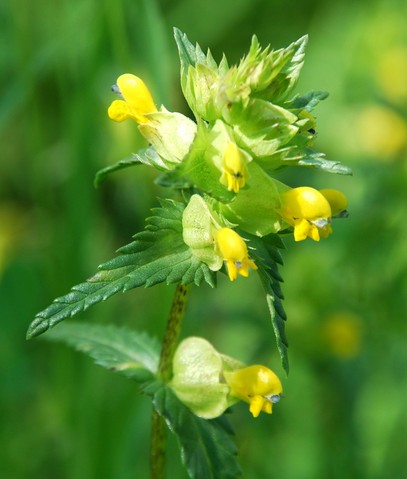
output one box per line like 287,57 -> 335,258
27,199 -> 216,339
296,148 -> 353,175
145,380 -> 242,479
44,322 -> 160,382
288,90 -> 329,111
94,146 -> 167,187
246,232 -> 289,373
259,145 -> 352,176
265,34 -> 308,101
174,27 -> 210,93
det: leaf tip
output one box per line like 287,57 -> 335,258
26,317 -> 50,340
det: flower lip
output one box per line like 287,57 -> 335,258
215,227 -> 257,281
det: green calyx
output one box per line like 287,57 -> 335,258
182,194 -> 224,271
139,108 -> 197,167
218,162 -> 287,237
170,337 -> 244,419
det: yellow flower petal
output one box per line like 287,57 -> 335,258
249,395 -> 265,418
216,228 -> 257,281
109,73 -> 157,124
293,218 -> 313,242
319,189 -> 348,217
224,365 -> 283,417
107,99 -> 131,122
281,187 -> 332,242
225,259 -> 238,281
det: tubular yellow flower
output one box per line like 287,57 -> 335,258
108,73 -> 157,124
281,187 -> 332,242
216,228 -> 257,281
224,365 -> 283,418
220,142 -> 247,193
319,189 -> 349,217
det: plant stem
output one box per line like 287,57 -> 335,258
150,283 -> 191,479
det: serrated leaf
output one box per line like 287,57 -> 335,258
94,147 -> 166,187
262,35 -> 308,102
174,28 -> 208,91
288,90 -> 329,111
145,380 -> 242,479
44,322 -> 160,381
245,232 -> 289,374
27,199 -> 216,339
296,148 -> 353,175
278,35 -> 308,98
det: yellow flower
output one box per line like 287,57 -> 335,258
108,73 -> 157,124
220,142 -> 247,193
224,365 -> 283,417
215,228 -> 257,281
280,187 -> 332,241
319,189 -> 348,217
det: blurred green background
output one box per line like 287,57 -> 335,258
1,0 -> 407,477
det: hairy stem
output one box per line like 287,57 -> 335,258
150,283 -> 191,479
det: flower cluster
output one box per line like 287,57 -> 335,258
107,30 -> 349,284
104,30 -> 351,420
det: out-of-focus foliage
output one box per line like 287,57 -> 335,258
1,0 -> 406,478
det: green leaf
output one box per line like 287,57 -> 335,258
245,232 -> 289,374
145,380 -> 242,479
94,147 -> 167,187
44,322 -> 160,382
296,148 -> 353,175
27,199 -> 216,339
259,144 -> 352,176
288,90 -> 329,112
